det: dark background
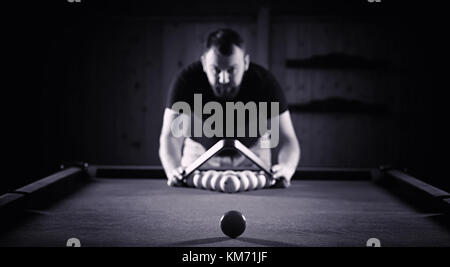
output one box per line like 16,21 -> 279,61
2,0 -> 448,194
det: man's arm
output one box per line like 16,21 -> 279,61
159,108 -> 187,186
271,110 -> 301,187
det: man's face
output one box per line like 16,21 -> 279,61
201,45 -> 250,99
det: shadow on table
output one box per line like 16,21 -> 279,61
162,237 -> 229,246
237,237 -> 299,247
426,214 -> 450,232
163,236 -> 299,247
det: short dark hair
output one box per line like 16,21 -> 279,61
205,28 -> 245,56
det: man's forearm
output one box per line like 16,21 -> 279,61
159,136 -> 183,178
277,138 -> 300,171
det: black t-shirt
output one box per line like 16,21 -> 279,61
166,61 -> 288,152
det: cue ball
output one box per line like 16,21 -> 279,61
220,210 -> 246,238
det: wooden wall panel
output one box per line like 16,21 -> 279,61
270,18 -> 404,167
271,19 -> 395,105
56,20 -> 165,165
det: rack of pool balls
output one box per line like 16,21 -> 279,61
183,170 -> 276,193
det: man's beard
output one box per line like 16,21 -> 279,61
214,84 -> 239,99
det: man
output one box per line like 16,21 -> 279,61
159,28 -> 300,188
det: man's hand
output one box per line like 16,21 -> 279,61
167,166 -> 185,187
271,164 -> 295,188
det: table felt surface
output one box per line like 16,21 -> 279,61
1,178 -> 449,247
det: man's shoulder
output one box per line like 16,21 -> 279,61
179,61 -> 203,78
246,63 -> 276,84
248,62 -> 269,75
246,63 -> 279,89
167,61 -> 208,106
243,62 -> 286,109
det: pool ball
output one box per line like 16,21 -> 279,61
220,174 -> 240,193
220,210 -> 246,238
210,171 -> 222,191
236,171 -> 250,191
193,171 -> 202,188
256,172 -> 267,189
243,171 -> 258,190
201,170 -> 215,189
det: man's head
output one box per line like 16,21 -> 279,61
201,29 -> 250,99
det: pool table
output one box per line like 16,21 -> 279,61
0,164 -> 449,247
